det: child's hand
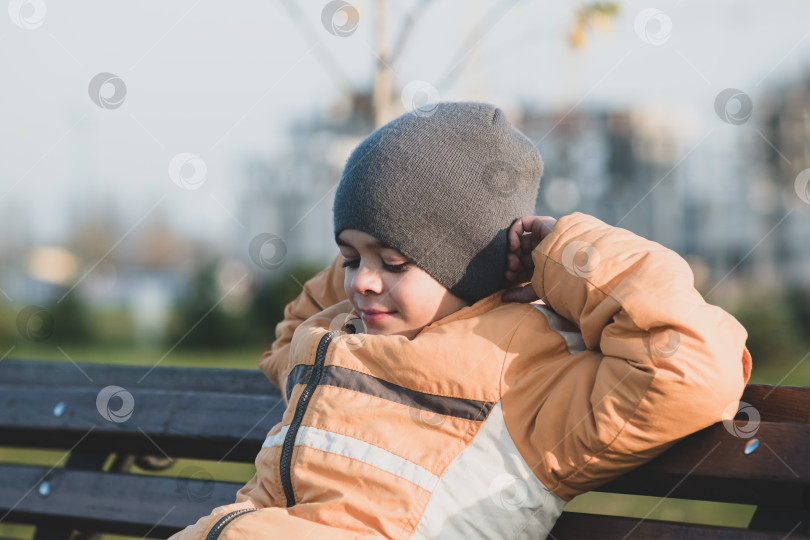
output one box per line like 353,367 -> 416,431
502,215 -> 557,303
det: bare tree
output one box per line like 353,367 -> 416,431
283,1 -> 619,127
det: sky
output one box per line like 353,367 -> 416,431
1,0 -> 810,248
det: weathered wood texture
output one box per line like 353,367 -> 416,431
0,360 -> 808,538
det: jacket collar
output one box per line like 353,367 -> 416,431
415,289 -> 508,336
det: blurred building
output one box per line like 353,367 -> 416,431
753,75 -> 810,289
518,105 -> 754,295
242,95 -> 804,296
241,93 -> 375,274
9,87 -> 806,319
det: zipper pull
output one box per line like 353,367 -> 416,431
344,315 -> 365,334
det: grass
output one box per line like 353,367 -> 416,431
747,357 -> 810,386
1,344 -> 807,538
6,342 -> 807,384
565,491 -> 756,528
3,343 -> 262,368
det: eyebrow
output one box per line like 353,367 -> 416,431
336,237 -> 396,251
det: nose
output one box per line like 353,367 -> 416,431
351,263 -> 384,295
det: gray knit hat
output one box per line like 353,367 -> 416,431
333,102 -> 543,304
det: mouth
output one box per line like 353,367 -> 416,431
360,309 -> 396,323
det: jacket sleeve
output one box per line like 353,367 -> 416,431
504,212 -> 752,500
258,254 -> 347,394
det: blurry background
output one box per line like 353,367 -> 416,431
2,0 -> 810,536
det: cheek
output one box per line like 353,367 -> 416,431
343,277 -> 352,301
391,275 -> 444,316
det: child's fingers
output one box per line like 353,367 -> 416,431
509,216 -> 542,250
501,283 -> 539,304
534,216 -> 557,240
507,256 -> 532,285
505,268 -> 516,282
504,253 -> 532,285
507,249 -> 533,273
504,270 -> 523,284
508,218 -> 528,250
507,219 -> 521,250
518,233 -> 530,253
510,215 -> 557,253
506,252 -> 520,271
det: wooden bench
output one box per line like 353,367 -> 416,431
0,358 -> 808,539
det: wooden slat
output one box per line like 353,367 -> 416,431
5,471 -> 800,540
750,506 -> 810,534
742,385 -> 810,424
0,359 -> 277,395
619,421 -> 810,482
2,360 -> 808,537
550,511 -> 810,539
0,384 -> 283,461
594,421 -> 810,507
30,452 -> 110,540
598,472 -> 809,509
0,464 -> 239,538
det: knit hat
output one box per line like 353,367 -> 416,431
333,101 -> 543,304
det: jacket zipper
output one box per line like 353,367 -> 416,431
280,329 -> 342,507
205,508 -> 258,540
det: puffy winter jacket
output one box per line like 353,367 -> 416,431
169,212 -> 752,540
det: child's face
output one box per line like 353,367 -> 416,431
337,229 -> 469,340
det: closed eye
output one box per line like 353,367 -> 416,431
383,262 -> 410,273
341,259 -> 411,273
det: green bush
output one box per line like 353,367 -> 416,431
248,260 -> 326,344
731,288 -> 810,368
167,258 -> 326,351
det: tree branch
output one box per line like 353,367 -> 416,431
387,0 -> 434,68
436,0 -> 520,92
280,0 -> 358,96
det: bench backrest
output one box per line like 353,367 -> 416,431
550,384 -> 810,538
0,359 -> 281,538
0,359 -> 808,539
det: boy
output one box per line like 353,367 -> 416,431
170,102 -> 751,539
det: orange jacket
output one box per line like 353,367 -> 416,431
169,213 -> 752,539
